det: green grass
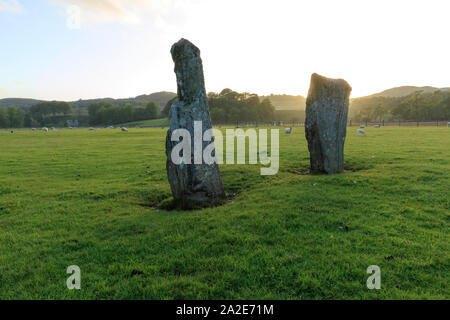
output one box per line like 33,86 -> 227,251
0,126 -> 448,299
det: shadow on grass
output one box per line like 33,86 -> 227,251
138,166 -> 266,211
285,159 -> 374,175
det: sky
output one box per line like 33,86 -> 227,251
0,0 -> 449,101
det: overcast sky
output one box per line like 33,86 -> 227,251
0,0 -> 449,100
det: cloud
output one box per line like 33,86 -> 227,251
50,0 -> 187,25
0,0 -> 23,12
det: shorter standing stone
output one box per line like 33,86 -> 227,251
305,73 -> 352,174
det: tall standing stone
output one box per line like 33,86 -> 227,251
166,39 -> 225,207
305,73 -> 352,174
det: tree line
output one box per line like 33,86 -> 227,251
2,89 -> 448,128
0,101 -> 74,128
162,89 -> 276,123
0,106 -> 25,128
0,100 -> 161,128
350,90 -> 450,122
87,101 -> 160,125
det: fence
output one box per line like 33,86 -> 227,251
120,120 -> 450,129
348,120 -> 449,127
211,120 -> 450,128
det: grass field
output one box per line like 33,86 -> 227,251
119,118 -> 170,128
0,126 -> 448,299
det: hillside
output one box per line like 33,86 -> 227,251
2,86 -> 448,125
0,91 -> 177,111
261,87 -> 450,111
362,86 -> 450,98
3,87 -> 449,111
70,91 -> 177,110
263,94 -> 306,111
0,98 -> 42,109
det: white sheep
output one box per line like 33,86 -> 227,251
374,124 -> 380,128
357,129 -> 366,136
285,127 -> 293,134
42,127 -> 49,132
89,127 -> 95,131
121,127 -> 128,132
32,128 -> 36,131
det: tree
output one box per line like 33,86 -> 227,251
6,106 -> 24,128
30,101 -> 73,126
99,103 -> 115,124
122,103 -> 134,123
207,89 -> 276,124
0,108 -> 9,128
162,97 -> 178,117
144,102 -> 160,119
438,93 -> 450,120
88,102 -> 114,125
24,113 -> 32,127
258,98 -> 276,122
373,104 -> 386,121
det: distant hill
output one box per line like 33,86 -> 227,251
70,91 -> 177,110
0,91 -> 177,111
262,87 -> 449,122
362,86 -> 450,98
2,86 -> 448,115
0,98 -> 42,109
349,86 -> 450,121
262,94 -> 306,111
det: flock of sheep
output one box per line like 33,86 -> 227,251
283,125 -> 380,136
14,126 -> 373,135
23,126 -> 130,133
357,124 -> 381,136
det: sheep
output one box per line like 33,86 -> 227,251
121,127 -> 128,132
32,128 -> 36,131
374,124 -> 380,128
42,127 -> 49,132
448,122 -> 450,127
360,125 -> 366,129
285,127 -> 293,134
357,129 -> 366,136
51,127 -> 56,131
89,127 -> 95,131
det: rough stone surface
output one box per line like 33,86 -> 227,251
305,73 -> 352,174
166,39 -> 225,206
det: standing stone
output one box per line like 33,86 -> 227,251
166,39 -> 225,207
305,73 -> 352,174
